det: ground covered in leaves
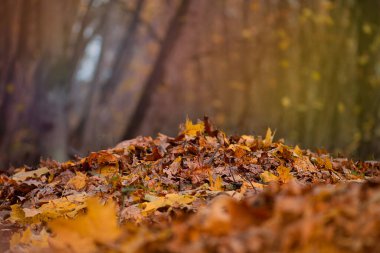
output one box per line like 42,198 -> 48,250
1,118 -> 380,252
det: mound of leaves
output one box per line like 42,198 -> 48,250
1,118 -> 380,252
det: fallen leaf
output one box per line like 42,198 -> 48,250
277,165 -> 293,183
182,118 -> 205,137
263,128 -> 275,147
293,145 -> 303,157
317,157 -> 333,170
240,135 -> 255,147
260,171 -> 279,183
294,156 -> 317,172
142,194 -> 196,215
10,228 -> 49,251
12,167 -> 49,182
67,171 -> 87,190
48,198 -> 121,253
10,193 -> 88,223
209,174 -> 223,191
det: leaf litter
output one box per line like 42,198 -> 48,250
1,117 -> 380,252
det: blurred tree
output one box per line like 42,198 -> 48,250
123,0 -> 191,139
0,0 -> 82,167
354,0 -> 380,158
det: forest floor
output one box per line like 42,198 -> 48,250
1,118 -> 380,252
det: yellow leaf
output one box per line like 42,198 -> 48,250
260,171 -> 279,183
10,204 -> 26,223
96,165 -> 119,177
277,166 -> 293,183
263,128 -> 275,147
67,171 -> 87,190
209,175 -> 223,191
48,198 -> 121,253
12,167 -> 49,182
142,194 -> 195,215
317,157 -> 333,170
10,228 -> 49,251
241,135 -> 255,147
10,193 -> 88,224
182,118 -> 205,137
293,145 -> 303,157
240,180 -> 266,193
228,144 -> 251,152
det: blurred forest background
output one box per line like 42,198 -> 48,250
1,0 -> 380,170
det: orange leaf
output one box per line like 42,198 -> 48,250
260,171 -> 279,183
277,165 -> 293,183
182,118 -> 205,137
48,198 -> 121,253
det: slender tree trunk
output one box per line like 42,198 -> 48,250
237,0 -> 254,130
100,0 -> 146,101
78,0 -> 145,152
123,0 -> 191,139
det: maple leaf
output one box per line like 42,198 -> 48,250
240,135 -> 255,147
228,144 -> 251,152
293,145 -> 303,157
48,198 -> 121,253
263,128 -> 275,147
209,174 -> 223,191
141,194 -> 196,215
240,180 -> 266,193
86,151 -> 119,177
10,193 -> 88,224
12,167 -> 49,182
316,157 -> 333,170
10,228 -> 49,251
67,171 -> 87,190
277,165 -> 294,183
228,144 -> 251,158
164,156 -> 182,178
182,118 -> 205,137
260,171 -> 279,183
294,156 -> 317,172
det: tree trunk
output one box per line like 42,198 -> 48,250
123,0 -> 191,139
0,0 -> 80,169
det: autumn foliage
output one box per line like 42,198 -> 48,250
1,118 -> 380,252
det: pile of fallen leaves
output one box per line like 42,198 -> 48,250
1,118 -> 380,252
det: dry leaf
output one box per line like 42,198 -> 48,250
48,198 -> 121,253
277,165 -> 293,183
263,128 -> 275,147
10,193 -> 88,223
10,228 -> 49,251
182,118 -> 205,137
209,175 -> 223,191
67,171 -> 87,190
260,171 -> 279,183
142,194 -> 195,215
12,167 -> 49,182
